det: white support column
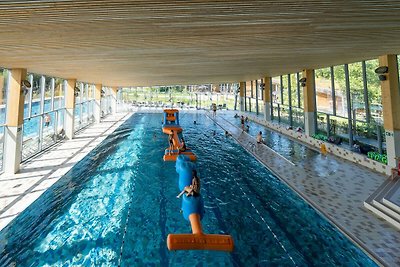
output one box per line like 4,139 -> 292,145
379,55 -> 400,168
111,87 -> 118,114
4,68 -> 27,174
65,79 -> 76,140
94,84 -> 102,123
302,69 -> 316,136
304,111 -> 316,136
239,82 -> 245,112
263,76 -> 272,121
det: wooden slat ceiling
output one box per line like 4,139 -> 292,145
0,0 -> 400,86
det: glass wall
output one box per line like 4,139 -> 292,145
235,60 -> 385,160
312,60 -> 385,156
120,84 -> 238,111
257,79 -> 264,116
245,80 -> 258,114
315,67 -> 334,114
101,87 -> 112,117
270,74 -> 304,128
75,82 -> 95,132
22,74 -> 66,161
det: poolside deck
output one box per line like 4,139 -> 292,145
210,112 -> 400,267
0,112 -> 131,231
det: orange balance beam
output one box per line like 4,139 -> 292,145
167,214 -> 234,252
163,152 -> 197,162
162,126 -> 182,135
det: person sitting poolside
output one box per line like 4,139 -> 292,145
177,170 -> 201,198
256,131 -> 264,144
179,138 -> 187,152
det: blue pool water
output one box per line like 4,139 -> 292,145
0,112 -> 376,266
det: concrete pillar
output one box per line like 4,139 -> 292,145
4,68 -> 27,174
94,84 -> 102,123
303,69 -> 316,136
239,82 -> 245,112
263,76 -> 272,121
378,55 -> 400,168
111,87 -> 118,113
65,79 -> 76,140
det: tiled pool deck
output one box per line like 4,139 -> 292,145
0,109 -> 399,266
0,112 -> 131,231
210,112 -> 400,266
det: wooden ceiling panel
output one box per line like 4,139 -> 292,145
0,0 -> 399,86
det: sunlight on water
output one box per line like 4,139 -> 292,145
34,122 -> 145,265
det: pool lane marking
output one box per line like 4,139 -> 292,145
206,113 -> 297,264
230,171 -> 297,266
195,162 -> 244,266
203,113 -> 296,265
207,114 -> 295,166
118,191 -> 133,267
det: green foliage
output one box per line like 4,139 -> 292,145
314,60 -> 381,105
367,151 -> 387,164
312,133 -> 328,142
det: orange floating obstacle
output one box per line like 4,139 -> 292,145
162,109 -> 196,161
167,155 -> 234,252
167,213 -> 234,252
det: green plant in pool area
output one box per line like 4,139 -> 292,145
367,151 -> 387,164
312,133 -> 328,142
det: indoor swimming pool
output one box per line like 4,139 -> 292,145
0,112 -> 377,266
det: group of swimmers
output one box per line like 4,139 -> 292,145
235,113 -> 266,144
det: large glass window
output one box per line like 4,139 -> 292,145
54,78 -> 64,109
119,83 -> 241,112
75,82 -> 95,132
311,60 -> 386,157
271,76 -> 281,121
333,65 -> 347,117
291,73 -> 304,128
366,59 -> 382,124
101,87 -> 110,117
290,73 -> 298,107
22,74 -> 66,161
348,62 -> 365,121
365,59 -> 385,153
74,82 -> 83,131
315,67 -> 334,114
44,77 -> 53,113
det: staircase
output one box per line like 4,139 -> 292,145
364,177 -> 400,230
